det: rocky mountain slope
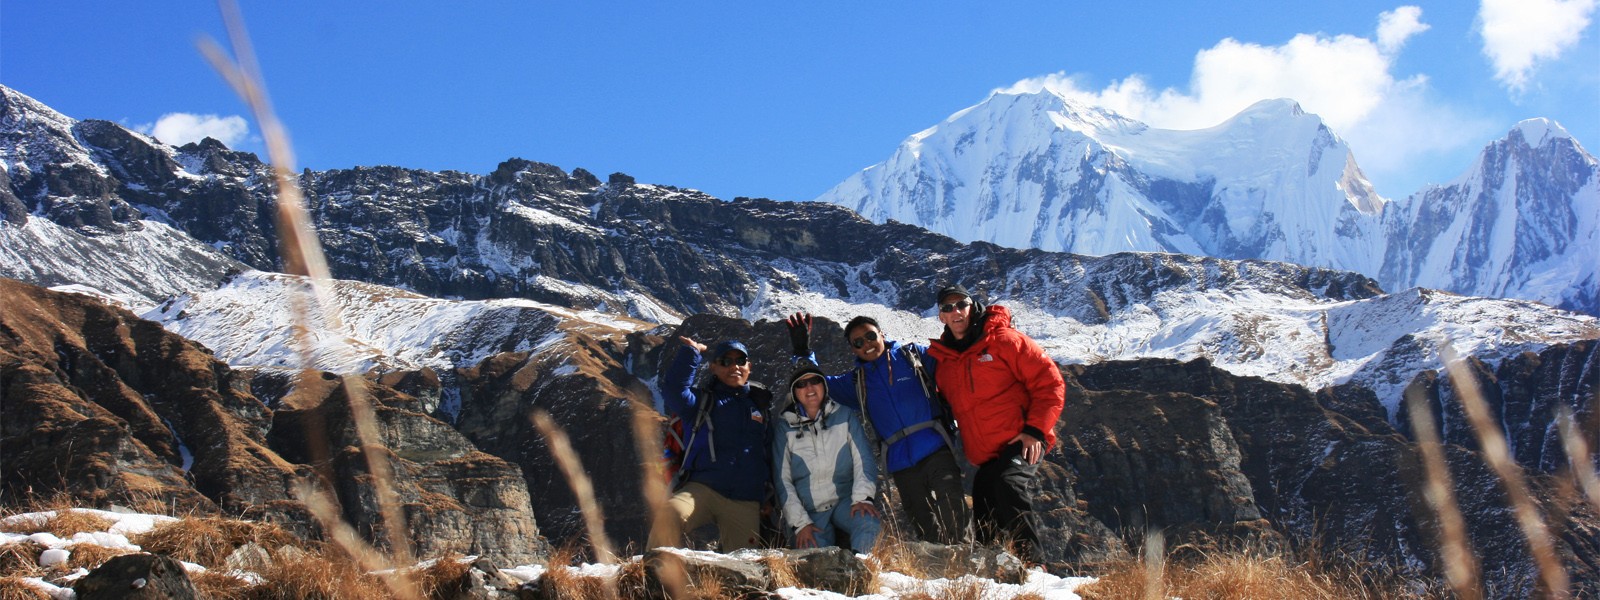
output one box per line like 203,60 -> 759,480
0,279 -> 544,566
816,89 -> 1598,316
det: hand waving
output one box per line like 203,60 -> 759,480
785,312 -> 813,356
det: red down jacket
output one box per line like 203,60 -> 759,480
926,304 -> 1065,465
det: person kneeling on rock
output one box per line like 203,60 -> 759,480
658,337 -> 774,551
772,363 -> 882,553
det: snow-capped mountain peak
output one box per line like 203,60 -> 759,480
820,91 -> 1595,316
818,92 -> 1386,275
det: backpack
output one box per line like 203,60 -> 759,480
854,344 -> 958,460
662,383 -> 772,487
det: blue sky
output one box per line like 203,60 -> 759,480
3,1 -> 1596,201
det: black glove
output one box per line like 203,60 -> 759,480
785,312 -> 812,357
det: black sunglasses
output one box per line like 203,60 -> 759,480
714,355 -> 749,367
939,299 -> 973,313
850,330 -> 880,349
793,377 -> 825,390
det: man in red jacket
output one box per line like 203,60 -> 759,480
925,284 -> 1064,562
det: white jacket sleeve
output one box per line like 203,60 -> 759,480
772,426 -> 813,530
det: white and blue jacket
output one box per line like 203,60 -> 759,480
771,396 -> 877,531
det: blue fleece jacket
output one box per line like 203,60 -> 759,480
659,347 -> 772,502
807,340 -> 949,473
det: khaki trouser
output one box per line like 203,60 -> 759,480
663,482 -> 761,551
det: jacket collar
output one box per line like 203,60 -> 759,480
709,379 -> 749,398
783,397 -> 832,425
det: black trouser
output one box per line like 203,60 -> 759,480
891,447 -> 971,545
971,442 -> 1040,561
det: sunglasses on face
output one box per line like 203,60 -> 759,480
939,299 -> 973,313
793,377 -> 825,390
850,330 -> 880,349
714,355 -> 749,367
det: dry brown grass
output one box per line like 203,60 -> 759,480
1074,543 -> 1404,600
936,578 -> 988,600
758,552 -> 799,590
39,510 -> 116,539
61,542 -> 134,571
536,545 -> 626,599
249,543 -> 393,600
895,577 -> 998,600
190,570 -> 254,600
0,577 -> 49,600
534,562 -> 614,599
410,553 -> 473,600
0,543 -> 43,579
132,514 -> 302,568
867,530 -> 924,580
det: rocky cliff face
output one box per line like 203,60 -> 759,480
1395,340 -> 1599,476
1060,357 -> 1598,597
0,279 -> 544,566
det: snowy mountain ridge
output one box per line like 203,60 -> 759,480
3,83 -> 1596,420
152,264 -> 1598,422
818,88 -> 1597,315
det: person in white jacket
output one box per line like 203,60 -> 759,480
772,363 -> 882,553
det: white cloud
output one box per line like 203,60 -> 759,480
1378,6 -> 1430,54
993,7 -> 1502,195
136,113 -> 251,148
999,30 -> 1413,133
1478,0 -> 1598,93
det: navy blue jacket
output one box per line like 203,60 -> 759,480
660,347 -> 772,502
808,340 -> 948,473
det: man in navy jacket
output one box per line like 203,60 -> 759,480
657,336 -> 772,551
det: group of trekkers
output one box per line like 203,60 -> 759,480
652,284 -> 1067,562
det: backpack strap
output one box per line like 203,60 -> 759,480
854,367 -> 879,441
902,345 -> 942,417
848,346 -> 958,470
684,387 -> 716,464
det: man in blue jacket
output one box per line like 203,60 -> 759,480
657,336 -> 772,551
787,312 -> 971,544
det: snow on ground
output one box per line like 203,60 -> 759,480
0,218 -> 241,313
1,509 -> 202,599
147,270 -> 658,375
1,510 -> 1092,599
743,274 -> 1599,420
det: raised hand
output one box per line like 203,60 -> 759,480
785,312 -> 813,356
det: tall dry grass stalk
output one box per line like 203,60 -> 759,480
630,400 -> 689,598
1556,406 -> 1600,516
1403,382 -> 1483,599
532,410 -> 618,566
197,3 -> 416,598
1440,345 -> 1569,598
1140,529 -> 1165,600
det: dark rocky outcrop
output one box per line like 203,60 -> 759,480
1061,357 -> 1600,598
72,553 -> 198,600
1395,340 -> 1598,476
262,369 -> 546,566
